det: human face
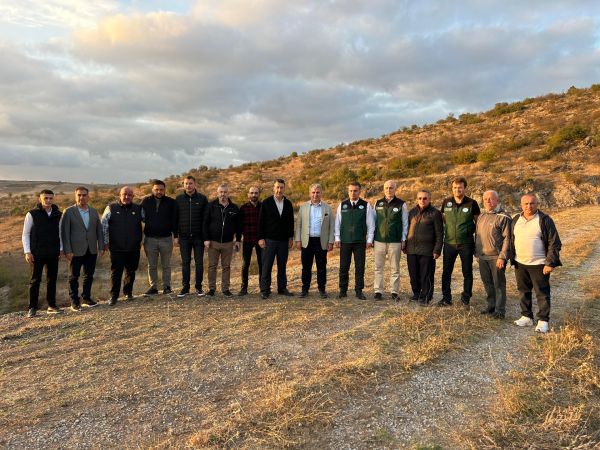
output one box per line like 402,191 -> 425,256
39,193 -> 54,210
483,192 -> 499,212
452,182 -> 465,200
119,187 -> 134,205
521,195 -> 539,218
348,184 -> 360,201
217,186 -> 229,204
248,187 -> 259,203
273,182 -> 285,200
416,192 -> 430,209
183,178 -> 196,194
310,187 -> 322,204
152,184 -> 165,199
384,181 -> 396,200
75,189 -> 89,208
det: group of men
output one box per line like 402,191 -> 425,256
22,175 -> 561,333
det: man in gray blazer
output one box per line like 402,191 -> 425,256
60,186 -> 105,311
294,183 -> 335,298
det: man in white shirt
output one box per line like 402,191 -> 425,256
22,190 -> 63,317
510,194 -> 562,333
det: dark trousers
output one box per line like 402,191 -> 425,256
407,253 -> 436,301
29,256 -> 59,309
241,242 -> 262,289
69,250 -> 98,302
514,263 -> 551,321
301,237 -> 327,292
110,250 -> 140,298
479,258 -> 507,315
339,242 -> 366,292
441,243 -> 474,303
260,239 -> 289,294
179,237 -> 204,290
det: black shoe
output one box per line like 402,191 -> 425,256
409,294 -> 419,301
177,287 -> 190,298
196,289 -> 206,297
374,293 -> 383,300
418,299 -> 429,307
70,302 -> 82,312
437,299 -> 452,307
207,289 -> 215,297
238,288 -> 248,296
123,293 -> 134,301
222,290 -> 233,297
319,290 -> 328,299
108,297 -> 118,306
480,308 -> 495,315
492,312 -> 505,320
299,290 -> 309,298
356,290 -> 367,300
336,291 -> 347,299
144,287 -> 159,296
81,298 -> 98,307
261,292 -> 270,299
391,293 -> 399,302
461,298 -> 470,306
278,289 -> 294,296
47,306 -> 62,314
163,287 -> 173,295
27,308 -> 37,318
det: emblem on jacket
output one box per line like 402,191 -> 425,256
358,205 -> 364,209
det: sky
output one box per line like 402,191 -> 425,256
1,1 -> 599,184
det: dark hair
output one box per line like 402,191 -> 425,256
75,186 -> 89,193
184,175 -> 196,182
39,189 -> 54,196
348,181 -> 361,189
151,179 -> 166,187
274,178 -> 286,186
451,176 -> 467,188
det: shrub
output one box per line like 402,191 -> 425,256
477,147 -> 498,163
451,149 -> 477,165
544,124 -> 589,158
459,113 -> 483,124
487,101 -> 527,117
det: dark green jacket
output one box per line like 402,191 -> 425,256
338,199 -> 369,243
374,196 -> 407,243
441,196 -> 480,245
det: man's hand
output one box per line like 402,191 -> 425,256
65,252 -> 74,261
327,243 -> 333,252
335,241 -> 341,248
366,242 -> 374,249
258,239 -> 266,249
234,242 -> 240,252
204,240 -> 211,249
543,265 -> 554,275
433,253 -> 440,260
295,241 -> 302,251
25,253 -> 34,264
288,238 -> 294,249
496,259 -> 506,270
173,238 -> 179,247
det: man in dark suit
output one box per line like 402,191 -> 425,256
258,179 -> 295,299
61,186 -> 105,311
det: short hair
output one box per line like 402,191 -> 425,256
310,183 -> 323,191
183,175 -> 196,182
151,179 -> 165,188
483,190 -> 499,199
452,176 -> 467,188
248,186 -> 260,193
521,193 -> 538,201
384,180 -> 397,188
217,183 -> 229,191
39,189 -> 54,196
348,181 -> 361,189
75,186 -> 89,193
274,178 -> 286,186
416,189 -> 431,197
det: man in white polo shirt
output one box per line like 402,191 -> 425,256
510,193 -> 562,333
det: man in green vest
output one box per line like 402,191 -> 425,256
334,182 -> 375,300
438,177 -> 480,307
373,180 -> 408,301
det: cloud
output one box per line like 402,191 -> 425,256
1,1 -> 600,183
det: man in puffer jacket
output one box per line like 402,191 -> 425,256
475,190 -> 511,319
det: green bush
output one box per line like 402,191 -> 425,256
459,113 -> 484,124
487,101 -> 527,117
477,147 -> 498,163
544,124 -> 589,158
452,149 -> 477,165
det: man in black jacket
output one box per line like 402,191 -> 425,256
175,175 -> 208,297
101,186 -> 144,305
203,184 -> 241,297
141,179 -> 177,296
258,179 -> 295,299
511,193 -> 561,333
21,189 -> 63,317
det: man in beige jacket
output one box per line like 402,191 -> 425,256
295,183 -> 335,298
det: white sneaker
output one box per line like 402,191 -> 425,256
535,320 -> 549,333
514,316 -> 534,327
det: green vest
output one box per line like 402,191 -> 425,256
374,196 -> 404,243
340,199 -> 368,243
443,197 -> 476,245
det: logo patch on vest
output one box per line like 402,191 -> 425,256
446,202 -> 453,207
462,208 -> 469,213
342,204 -> 348,209
378,202 -> 384,206
358,205 -> 364,209
393,207 -> 399,212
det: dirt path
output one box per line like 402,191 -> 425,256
317,213 -> 600,449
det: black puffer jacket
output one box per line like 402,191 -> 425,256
175,191 -> 208,239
